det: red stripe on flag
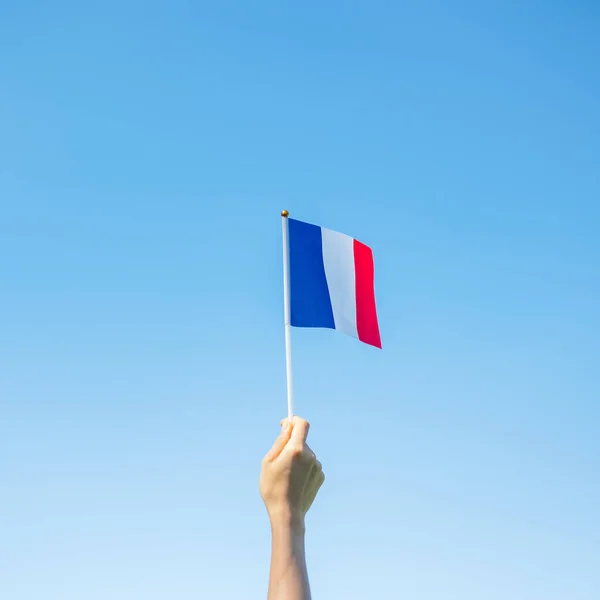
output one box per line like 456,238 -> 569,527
353,239 -> 382,349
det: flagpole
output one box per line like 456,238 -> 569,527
281,210 -> 294,422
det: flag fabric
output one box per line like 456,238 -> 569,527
288,218 -> 382,349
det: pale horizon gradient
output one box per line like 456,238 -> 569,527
1,2 -> 599,599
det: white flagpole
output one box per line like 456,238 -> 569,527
281,210 -> 294,422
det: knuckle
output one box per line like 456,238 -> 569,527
298,446 -> 313,460
289,443 -> 304,457
294,417 -> 310,431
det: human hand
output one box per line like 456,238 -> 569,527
259,417 -> 325,531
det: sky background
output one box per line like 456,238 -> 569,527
1,2 -> 599,599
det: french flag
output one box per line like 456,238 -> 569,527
288,218 -> 382,349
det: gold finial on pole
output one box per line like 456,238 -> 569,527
281,210 -> 289,218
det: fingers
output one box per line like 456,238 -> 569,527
263,421 -> 293,462
300,451 -> 321,507
303,464 -> 325,514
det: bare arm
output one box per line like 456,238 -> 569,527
260,418 -> 325,600
268,514 -> 309,600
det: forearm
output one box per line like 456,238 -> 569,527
267,514 -> 311,600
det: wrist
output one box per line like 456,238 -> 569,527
268,507 -> 306,536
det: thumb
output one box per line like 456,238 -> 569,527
264,420 -> 292,462
290,417 -> 310,445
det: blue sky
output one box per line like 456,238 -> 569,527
1,2 -> 599,599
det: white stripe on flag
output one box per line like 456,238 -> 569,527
321,227 -> 358,339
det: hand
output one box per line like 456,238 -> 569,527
260,417 -> 325,530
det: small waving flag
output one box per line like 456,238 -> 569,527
287,217 -> 381,349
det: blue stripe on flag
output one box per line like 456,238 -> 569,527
288,218 -> 335,330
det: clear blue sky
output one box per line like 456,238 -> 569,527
1,2 -> 599,599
